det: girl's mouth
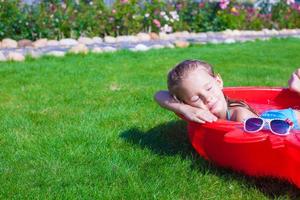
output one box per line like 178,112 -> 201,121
208,101 -> 218,111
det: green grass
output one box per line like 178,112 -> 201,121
0,38 -> 300,199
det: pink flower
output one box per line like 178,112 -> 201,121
112,9 -> 116,14
109,17 -> 114,22
121,0 -> 128,3
219,0 -> 230,10
199,2 -> 205,8
230,7 -> 238,15
176,3 -> 182,10
287,0 -> 295,5
285,14 -> 290,20
246,7 -> 255,15
153,19 -> 161,28
292,3 -> 300,11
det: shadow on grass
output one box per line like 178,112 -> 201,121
120,120 -> 300,199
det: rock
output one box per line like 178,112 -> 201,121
239,30 -> 248,37
165,43 -> 175,48
27,50 -> 42,58
255,30 -> 264,37
271,29 -> 279,35
150,44 -> 164,49
224,38 -> 236,44
47,40 -> 60,46
279,29 -> 290,35
174,31 -> 190,38
2,38 -> 18,48
133,44 -> 150,51
205,31 -> 214,38
0,52 -> 6,61
116,35 -> 138,43
232,30 -> 241,36
46,51 -> 66,57
136,33 -> 151,41
237,38 -> 249,43
210,39 -> 222,44
288,29 -> 297,35
249,30 -> 258,36
149,32 -> 160,40
78,37 -> 94,45
104,36 -> 117,43
174,40 -> 190,48
92,37 -> 103,44
18,39 -> 33,48
189,32 -> 198,38
159,32 -> 168,40
263,29 -> 272,36
222,29 -> 233,37
33,38 -> 48,48
159,32 -> 175,40
7,52 -> 25,61
59,38 -> 78,46
102,46 -> 117,52
92,47 -> 103,53
196,33 -> 208,39
69,44 -> 89,54
294,29 -> 300,34
254,31 -> 261,36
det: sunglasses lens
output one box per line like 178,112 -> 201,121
270,120 -> 290,135
245,118 -> 264,132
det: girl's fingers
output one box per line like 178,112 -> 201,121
196,112 -> 216,123
211,114 -> 218,121
288,73 -> 297,88
204,111 -> 218,121
292,72 -> 298,79
296,68 -> 300,77
192,117 -> 205,124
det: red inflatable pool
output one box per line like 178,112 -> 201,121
185,87 -> 300,188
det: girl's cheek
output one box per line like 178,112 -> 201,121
194,101 -> 207,109
190,102 -> 199,107
187,100 -> 199,107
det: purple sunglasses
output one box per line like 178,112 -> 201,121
244,117 -> 294,136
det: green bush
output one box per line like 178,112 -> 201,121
108,0 -> 143,36
1,0 -> 300,40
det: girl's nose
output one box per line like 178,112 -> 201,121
202,93 -> 213,104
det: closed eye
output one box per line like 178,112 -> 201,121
190,96 -> 200,102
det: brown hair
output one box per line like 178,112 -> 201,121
167,59 -> 258,115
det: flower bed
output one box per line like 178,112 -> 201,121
1,0 -> 300,41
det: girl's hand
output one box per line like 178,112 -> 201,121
179,104 -> 218,123
288,68 -> 300,94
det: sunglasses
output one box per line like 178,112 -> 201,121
244,117 -> 294,136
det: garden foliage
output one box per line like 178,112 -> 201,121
0,0 -> 300,40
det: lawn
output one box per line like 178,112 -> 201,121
0,38 -> 300,199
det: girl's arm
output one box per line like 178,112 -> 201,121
288,68 -> 300,93
288,69 -> 300,126
231,107 -> 258,122
154,90 -> 217,123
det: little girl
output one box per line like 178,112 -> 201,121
154,59 -> 300,126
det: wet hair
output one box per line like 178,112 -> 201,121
167,59 -> 258,115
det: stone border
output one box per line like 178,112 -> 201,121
1,29 -> 300,62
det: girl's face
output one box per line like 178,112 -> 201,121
178,68 -> 228,119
